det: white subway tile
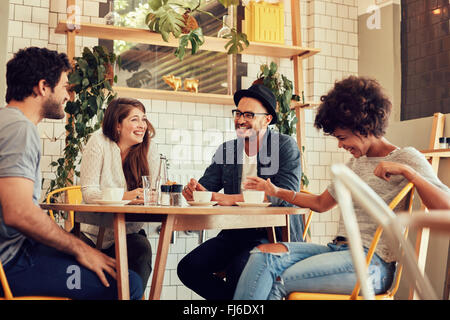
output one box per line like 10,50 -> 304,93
13,37 -> 31,53
8,21 -> 23,37
32,6 -> 49,24
23,22 -> 40,39
50,0 -> 66,13
14,5 -> 32,21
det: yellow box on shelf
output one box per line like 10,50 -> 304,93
243,0 -> 285,44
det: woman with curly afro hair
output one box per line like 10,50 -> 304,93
233,76 -> 450,300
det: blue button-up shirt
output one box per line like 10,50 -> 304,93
198,129 -> 304,242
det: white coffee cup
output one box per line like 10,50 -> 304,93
243,190 -> 265,204
102,187 -> 124,201
193,191 -> 212,203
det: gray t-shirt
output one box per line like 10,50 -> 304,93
0,107 -> 41,265
328,147 -> 450,262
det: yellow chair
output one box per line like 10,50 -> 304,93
299,190 -> 314,241
288,182 -> 416,300
0,258 -> 70,300
46,186 -> 82,231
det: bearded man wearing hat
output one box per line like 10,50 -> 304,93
178,84 -> 303,300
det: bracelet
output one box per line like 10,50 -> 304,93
291,190 -> 297,202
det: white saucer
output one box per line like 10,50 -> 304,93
236,202 -> 271,207
187,201 -> 218,207
95,200 -> 131,206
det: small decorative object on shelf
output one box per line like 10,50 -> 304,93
104,1 -> 121,25
163,74 -> 182,91
243,0 -> 284,44
184,78 -> 199,93
217,15 -> 231,38
439,137 -> 446,149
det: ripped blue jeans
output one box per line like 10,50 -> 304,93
233,241 -> 396,300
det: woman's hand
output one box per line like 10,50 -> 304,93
123,188 -> 144,203
243,176 -> 279,198
374,161 -> 417,182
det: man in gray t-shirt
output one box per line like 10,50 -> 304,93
0,107 -> 41,265
0,47 -> 142,299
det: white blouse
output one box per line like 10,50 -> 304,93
79,130 -> 160,248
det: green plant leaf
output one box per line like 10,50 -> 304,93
224,30 -> 249,54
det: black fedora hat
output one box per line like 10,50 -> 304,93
233,84 -> 278,125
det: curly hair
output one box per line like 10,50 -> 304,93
6,47 -> 71,103
314,76 -> 392,138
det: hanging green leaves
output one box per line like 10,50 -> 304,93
47,46 -> 120,194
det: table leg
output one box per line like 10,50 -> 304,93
114,213 -> 129,300
149,214 -> 175,300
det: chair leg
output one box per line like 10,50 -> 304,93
96,227 -> 106,249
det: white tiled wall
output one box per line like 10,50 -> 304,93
7,0 -> 358,299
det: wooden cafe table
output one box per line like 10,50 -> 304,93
40,202 -> 307,300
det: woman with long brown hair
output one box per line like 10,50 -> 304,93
79,97 -> 159,289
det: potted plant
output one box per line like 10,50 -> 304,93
145,0 -> 249,60
254,62 -> 309,188
47,45 -> 120,194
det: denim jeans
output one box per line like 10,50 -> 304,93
233,241 -> 396,300
177,228 -> 269,300
1,239 -> 143,300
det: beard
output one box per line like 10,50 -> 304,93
41,95 -> 65,120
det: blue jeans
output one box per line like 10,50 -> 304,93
233,241 -> 396,300
1,240 -> 143,300
177,228 -> 269,300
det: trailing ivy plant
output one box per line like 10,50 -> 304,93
255,62 -> 309,188
47,46 -> 120,194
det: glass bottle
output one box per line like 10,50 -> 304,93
217,15 -> 231,38
104,1 -> 121,25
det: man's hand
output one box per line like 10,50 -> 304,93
182,178 -> 207,201
74,242 -> 117,287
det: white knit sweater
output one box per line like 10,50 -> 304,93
79,130 -> 160,248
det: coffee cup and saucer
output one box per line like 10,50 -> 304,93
236,190 -> 271,207
187,191 -> 218,207
96,187 -> 131,205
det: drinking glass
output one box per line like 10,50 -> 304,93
142,175 -> 158,205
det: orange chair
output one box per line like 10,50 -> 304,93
46,186 -> 82,231
288,182 -> 416,300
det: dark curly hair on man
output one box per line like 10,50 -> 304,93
314,76 -> 392,138
6,47 -> 71,103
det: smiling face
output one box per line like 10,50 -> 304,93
41,71 -> 70,120
117,107 -> 148,148
333,128 -> 372,158
234,97 -> 272,140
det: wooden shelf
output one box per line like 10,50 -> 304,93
420,148 -> 450,158
290,101 -> 320,110
114,86 -> 234,105
55,21 -> 320,59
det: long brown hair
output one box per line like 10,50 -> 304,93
102,97 -> 156,191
